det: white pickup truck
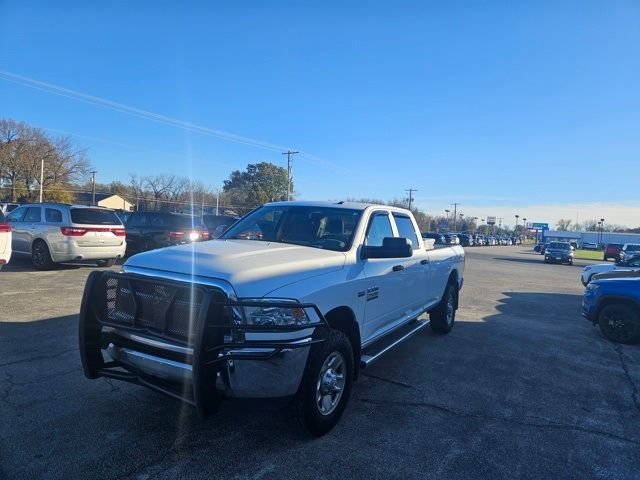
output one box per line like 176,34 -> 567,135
80,201 -> 465,435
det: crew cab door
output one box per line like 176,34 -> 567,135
360,211 -> 408,342
391,212 -> 430,313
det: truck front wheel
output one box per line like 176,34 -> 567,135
293,330 -> 354,436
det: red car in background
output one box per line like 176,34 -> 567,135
604,243 -> 623,262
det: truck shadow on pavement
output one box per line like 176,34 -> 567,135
2,291 -> 639,480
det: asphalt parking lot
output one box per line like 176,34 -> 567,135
1,246 -> 639,480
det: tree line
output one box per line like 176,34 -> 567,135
0,119 -> 89,203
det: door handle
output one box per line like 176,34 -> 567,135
392,265 -> 404,272
421,259 -> 429,265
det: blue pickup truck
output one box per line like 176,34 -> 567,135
582,276 -> 640,344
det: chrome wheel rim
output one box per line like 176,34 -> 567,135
446,290 -> 455,326
316,351 -> 346,416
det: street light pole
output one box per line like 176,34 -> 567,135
600,218 -> 605,248
514,214 -> 519,233
445,209 -> 450,231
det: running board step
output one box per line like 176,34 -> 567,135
360,318 -> 430,368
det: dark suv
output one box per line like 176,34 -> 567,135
203,214 -> 238,238
124,211 -> 209,255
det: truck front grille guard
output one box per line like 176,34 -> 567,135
79,271 -> 329,417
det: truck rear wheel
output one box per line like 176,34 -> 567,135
293,330 -> 353,436
430,282 -> 456,334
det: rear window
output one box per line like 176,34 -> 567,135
168,215 -> 203,229
71,208 -> 121,225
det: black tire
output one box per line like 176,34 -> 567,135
598,303 -> 640,345
568,260 -> 573,266
96,258 -> 117,267
292,330 -> 354,436
31,240 -> 54,270
430,282 -> 457,334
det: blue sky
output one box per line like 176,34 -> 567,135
1,1 -> 639,226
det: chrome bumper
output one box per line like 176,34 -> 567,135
104,333 -> 311,398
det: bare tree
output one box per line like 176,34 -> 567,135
556,219 -> 573,231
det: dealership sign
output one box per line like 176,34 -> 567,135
526,222 -> 549,230
486,216 -> 496,225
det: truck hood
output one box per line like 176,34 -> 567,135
123,239 -> 346,298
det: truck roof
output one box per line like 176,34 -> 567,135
264,200 -> 406,212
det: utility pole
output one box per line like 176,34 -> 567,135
498,217 -> 503,232
281,150 -> 299,201
405,189 -> 418,211
451,203 -> 460,232
216,189 -> 220,215
90,170 -> 97,206
39,158 -> 45,203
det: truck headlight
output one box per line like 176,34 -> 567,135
237,299 -> 316,326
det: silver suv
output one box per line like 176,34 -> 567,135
6,203 -> 126,270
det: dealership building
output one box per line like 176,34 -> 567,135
542,230 -> 640,246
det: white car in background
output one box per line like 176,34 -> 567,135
0,210 -> 12,270
581,255 -> 640,286
620,243 -> 640,263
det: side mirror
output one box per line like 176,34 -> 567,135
362,237 -> 413,259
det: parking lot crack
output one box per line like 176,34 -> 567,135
360,372 -> 417,390
358,397 -> 640,446
614,344 -> 640,416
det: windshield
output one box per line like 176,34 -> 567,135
70,208 -> 121,225
549,242 -> 571,250
626,244 -> 640,252
221,205 -> 362,252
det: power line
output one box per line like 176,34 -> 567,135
0,69 -> 289,153
405,189 -> 418,210
282,150 -> 299,201
0,70 -> 356,177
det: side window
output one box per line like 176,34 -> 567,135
364,213 -> 393,247
393,214 -> 420,250
45,208 -> 63,223
629,257 -> 640,267
24,207 -> 42,222
129,213 -> 148,227
6,206 -> 27,222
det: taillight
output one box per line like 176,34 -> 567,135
0,223 -> 11,233
112,228 -> 126,237
202,231 -> 210,240
61,227 -> 88,236
169,231 -> 185,239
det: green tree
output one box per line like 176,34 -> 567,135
222,162 -> 290,209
